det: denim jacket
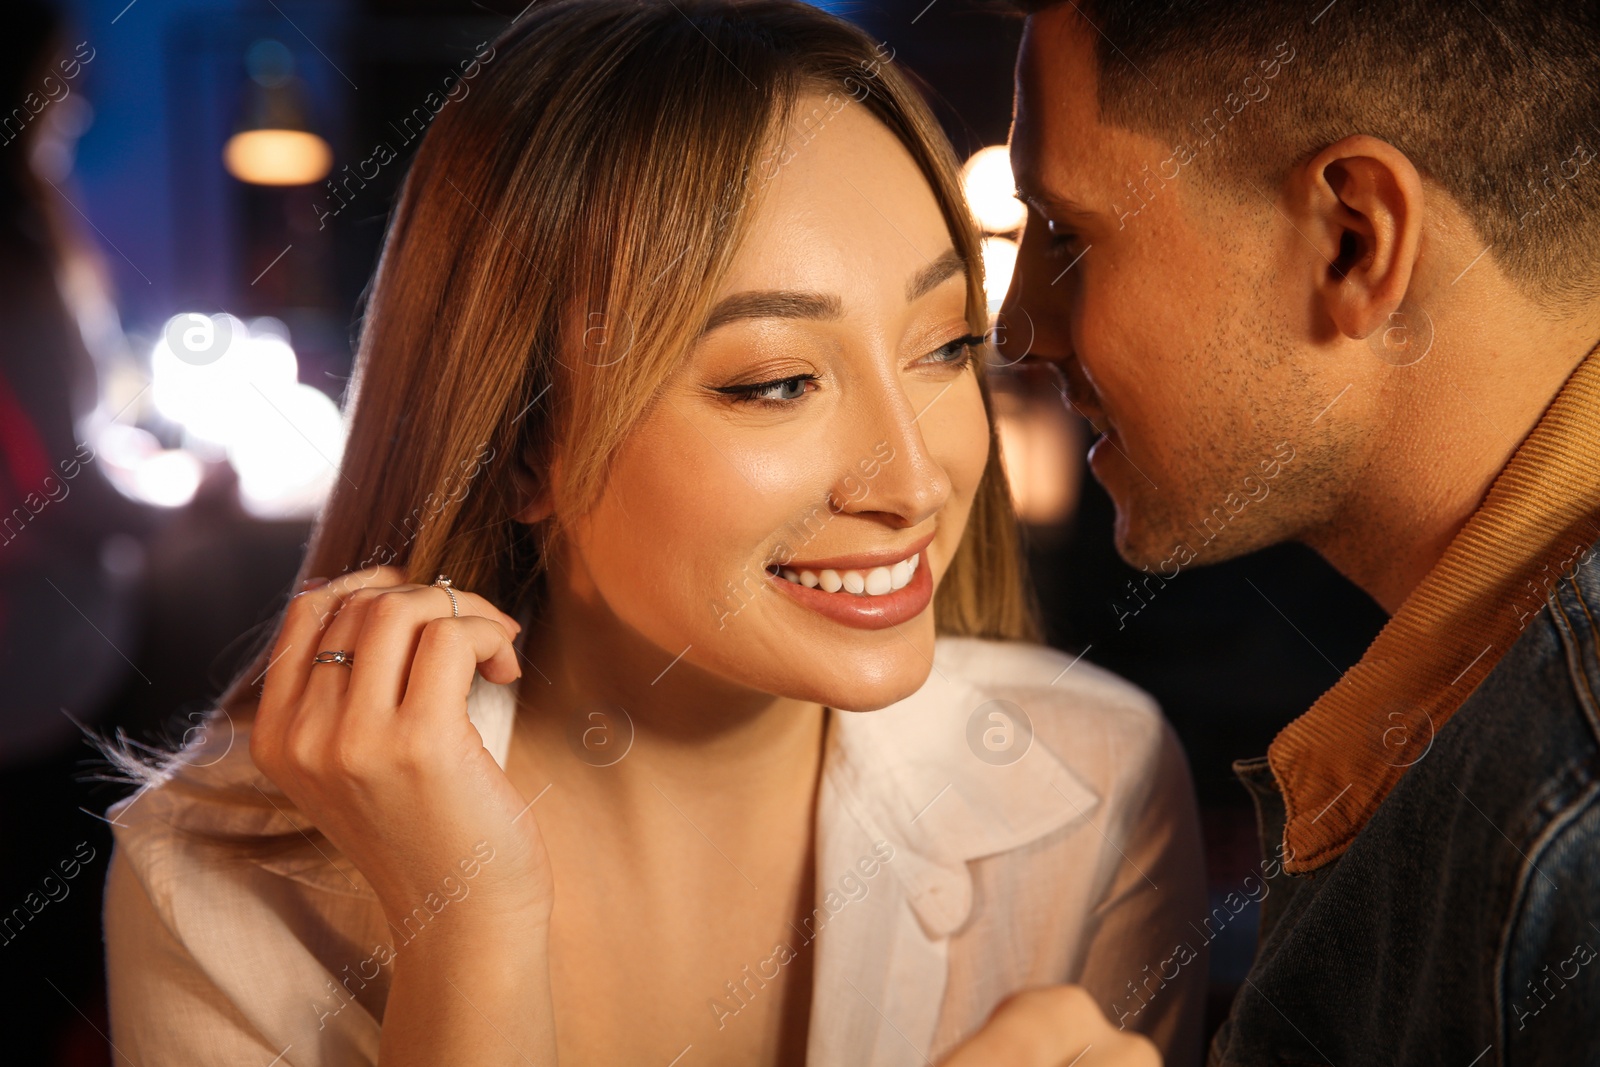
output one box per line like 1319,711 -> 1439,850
1210,536 -> 1600,1067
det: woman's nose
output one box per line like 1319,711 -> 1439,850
828,383 -> 953,528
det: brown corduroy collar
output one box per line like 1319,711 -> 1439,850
1266,339 -> 1600,875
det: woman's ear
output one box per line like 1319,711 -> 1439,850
510,448 -> 556,525
1291,134 -> 1425,342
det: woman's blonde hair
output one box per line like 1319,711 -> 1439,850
110,2 -> 1042,826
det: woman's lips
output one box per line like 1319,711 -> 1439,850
763,530 -> 937,631
765,549 -> 933,630
775,529 -> 937,573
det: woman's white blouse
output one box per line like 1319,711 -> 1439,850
104,636 -> 1209,1066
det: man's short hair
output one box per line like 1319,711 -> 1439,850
1018,0 -> 1600,304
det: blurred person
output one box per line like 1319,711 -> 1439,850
0,2 -> 149,1064
100,2 -> 1207,1066
0,0 -> 144,765
1000,0 -> 1600,1063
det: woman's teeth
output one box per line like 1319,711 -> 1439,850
773,553 -> 919,596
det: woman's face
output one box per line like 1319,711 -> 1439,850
559,95 -> 991,713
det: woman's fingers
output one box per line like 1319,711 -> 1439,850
255,566 -> 409,748
253,567 -> 521,769
400,615 -> 523,724
295,579 -> 519,706
346,588 -> 521,710
296,578 -> 422,710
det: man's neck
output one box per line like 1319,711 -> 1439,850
1306,312 -> 1600,615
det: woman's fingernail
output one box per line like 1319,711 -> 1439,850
299,576 -> 330,592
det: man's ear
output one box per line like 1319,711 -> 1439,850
509,448 -> 556,526
1292,134 -> 1425,341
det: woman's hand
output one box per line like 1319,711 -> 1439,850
938,987 -> 1161,1067
252,566 -> 559,1064
250,565 -> 552,935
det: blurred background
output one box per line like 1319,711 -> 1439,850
0,0 -> 1386,1061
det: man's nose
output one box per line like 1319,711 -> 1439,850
995,219 -> 1069,369
992,295 -> 1041,370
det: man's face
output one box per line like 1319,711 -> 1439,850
1002,6 -> 1349,573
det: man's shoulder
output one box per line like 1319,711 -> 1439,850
1439,543 -> 1600,770
1371,556 -> 1600,884
1232,553 -> 1600,1060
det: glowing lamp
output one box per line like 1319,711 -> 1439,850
223,128 -> 332,186
222,39 -> 332,187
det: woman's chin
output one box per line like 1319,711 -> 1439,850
689,612 -> 941,712
824,687 -> 922,714
769,652 -> 934,713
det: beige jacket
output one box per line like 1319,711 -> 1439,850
104,636 -> 1209,1066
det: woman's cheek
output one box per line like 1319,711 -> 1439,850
942,378 -> 992,500
585,456 -> 775,643
929,380 -> 991,572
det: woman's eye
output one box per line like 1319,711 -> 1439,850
713,337 -> 978,408
924,334 -> 984,369
715,374 -> 818,406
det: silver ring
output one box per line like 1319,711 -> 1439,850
433,574 -> 460,617
313,649 -> 354,668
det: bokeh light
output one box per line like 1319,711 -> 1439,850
961,146 -> 1026,234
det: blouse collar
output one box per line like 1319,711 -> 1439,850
820,644 -> 1103,938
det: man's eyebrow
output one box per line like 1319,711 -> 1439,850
1019,187 -> 1095,218
906,248 -> 967,303
702,290 -> 844,334
1014,173 -> 1094,217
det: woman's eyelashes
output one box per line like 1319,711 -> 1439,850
926,334 -> 984,369
715,372 -> 821,406
713,335 -> 982,409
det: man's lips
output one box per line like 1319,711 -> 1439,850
1063,386 -> 1112,435
1054,360 -> 1113,434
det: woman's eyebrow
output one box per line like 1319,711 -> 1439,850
700,248 -> 966,335
702,290 -> 843,334
905,248 -> 965,302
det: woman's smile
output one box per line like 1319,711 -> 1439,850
765,529 -> 935,629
